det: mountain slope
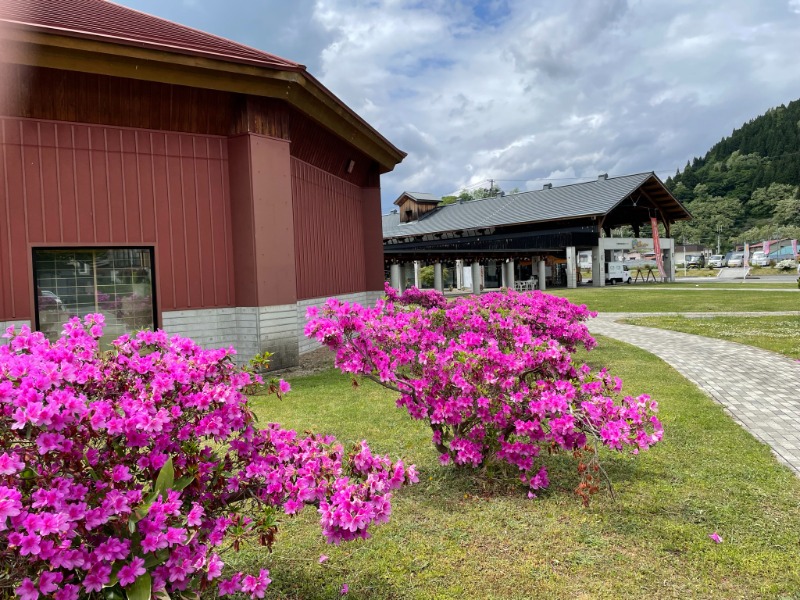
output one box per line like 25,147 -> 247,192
665,99 -> 800,248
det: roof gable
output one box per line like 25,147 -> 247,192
393,191 -> 441,206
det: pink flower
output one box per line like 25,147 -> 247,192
38,571 -> 64,594
118,557 -> 146,586
54,585 -> 80,600
340,583 -> 349,595
15,578 -> 38,600
318,554 -> 329,564
187,503 -> 205,526
0,452 -> 24,475
279,380 -> 291,394
207,554 -> 224,580
709,532 -> 723,544
19,533 -> 41,557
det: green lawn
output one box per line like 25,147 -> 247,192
624,315 -> 800,359
228,337 -> 800,599
547,286 -> 800,313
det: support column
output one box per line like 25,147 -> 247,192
506,259 -> 515,289
664,245 -> 675,282
591,246 -> 605,288
500,260 -> 507,288
471,261 -> 481,295
566,246 -> 577,289
538,260 -> 546,291
401,262 -> 413,293
390,263 -> 402,291
414,261 -> 421,288
456,260 -> 463,289
228,133 -> 298,368
433,262 -> 444,292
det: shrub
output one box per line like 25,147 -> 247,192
775,259 -> 798,272
306,286 -> 662,502
0,316 -> 416,599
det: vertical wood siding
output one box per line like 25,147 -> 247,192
291,158 -> 368,300
0,116 -> 234,321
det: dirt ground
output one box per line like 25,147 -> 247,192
269,345 -> 337,378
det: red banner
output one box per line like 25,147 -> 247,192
792,239 -> 798,260
763,240 -> 771,257
650,217 -> 666,279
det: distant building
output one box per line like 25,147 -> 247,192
383,173 -> 691,290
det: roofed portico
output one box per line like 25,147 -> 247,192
383,172 -> 691,291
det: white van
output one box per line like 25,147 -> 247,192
605,262 -> 631,284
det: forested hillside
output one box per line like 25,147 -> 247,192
666,99 -> 800,249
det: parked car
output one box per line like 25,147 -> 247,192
605,262 -> 631,284
685,254 -> 705,268
727,252 -> 744,268
750,250 -> 770,267
707,254 -> 725,268
38,290 -> 65,311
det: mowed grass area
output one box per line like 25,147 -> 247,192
624,314 -> 800,359
667,281 -> 799,289
547,285 -> 800,313
232,337 -> 800,599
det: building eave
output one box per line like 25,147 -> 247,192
1,24 -> 407,173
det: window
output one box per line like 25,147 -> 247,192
33,248 -> 156,346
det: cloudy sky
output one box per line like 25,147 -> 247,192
121,0 -> 800,211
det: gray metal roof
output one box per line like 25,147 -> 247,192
383,172 -> 654,239
394,191 -> 441,204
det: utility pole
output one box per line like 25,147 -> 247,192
716,224 -> 721,255
489,179 -> 495,197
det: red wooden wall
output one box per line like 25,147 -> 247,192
291,157 -> 371,300
0,116 -> 234,322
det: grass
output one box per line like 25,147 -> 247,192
623,315 -> 800,359
666,281 -> 799,289
546,286 -> 800,313
228,337 -> 800,599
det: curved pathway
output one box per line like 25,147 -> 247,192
588,312 -> 800,475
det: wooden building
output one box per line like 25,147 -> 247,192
383,173 -> 691,290
0,0 -> 405,367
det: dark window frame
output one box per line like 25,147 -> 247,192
31,246 -> 158,339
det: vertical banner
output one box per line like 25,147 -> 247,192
763,240 -> 771,257
650,217 -> 666,279
743,242 -> 750,268
792,239 -> 798,260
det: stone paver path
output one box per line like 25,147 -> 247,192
588,312 -> 800,475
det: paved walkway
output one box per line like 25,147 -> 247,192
588,312 -> 800,475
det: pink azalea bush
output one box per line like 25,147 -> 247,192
306,284 -> 662,500
0,315 -> 416,599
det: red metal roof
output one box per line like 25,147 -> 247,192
0,0 -> 303,70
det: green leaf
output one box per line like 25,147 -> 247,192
143,549 -> 170,569
125,572 -> 152,600
172,475 -> 195,491
154,457 -> 174,499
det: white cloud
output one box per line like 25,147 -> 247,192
119,0 -> 800,210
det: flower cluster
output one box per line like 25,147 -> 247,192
306,286 -> 662,499
1,315 -> 416,599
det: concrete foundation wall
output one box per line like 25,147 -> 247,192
161,290 -> 383,367
297,290 -> 382,356
161,305 -> 298,369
